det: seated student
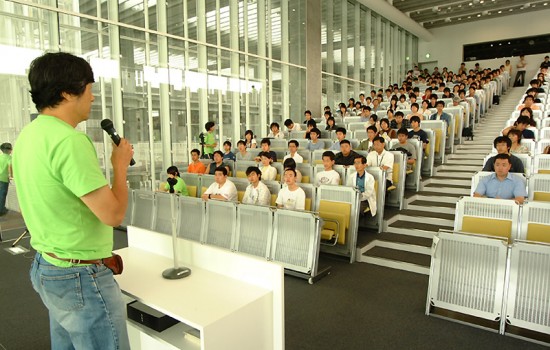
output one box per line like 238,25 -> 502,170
283,158 -> 302,183
502,116 -> 535,140
306,128 -> 325,151
356,125 -> 378,152
430,100 -> 452,127
347,155 -> 376,217
379,118 -> 396,141
325,116 -> 338,131
359,105 -> 373,122
408,116 -> 429,151
276,168 -> 306,210
284,118 -> 302,132
508,129 -> 530,154
283,140 -> 304,163
392,128 -> 417,171
205,150 -> 230,175
367,113 -> 380,132
518,107 -> 537,127
222,140 -> 236,161
330,127 -> 347,151
482,136 -> 525,174
474,153 -> 527,204
201,166 -> 238,202
258,151 -> 277,181
236,140 -> 252,161
391,111 -> 410,129
255,138 -> 278,163
244,130 -> 257,149
268,122 -> 285,139
160,166 -> 189,196
304,119 -> 317,139
396,94 -> 410,110
242,166 -> 271,206
188,148 -> 207,174
303,110 -> 313,124
335,139 -> 360,166
314,151 -> 340,186
367,137 -> 394,189
516,95 -> 540,111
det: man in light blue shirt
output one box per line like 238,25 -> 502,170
430,100 -> 452,127
306,128 -> 325,151
474,153 -> 526,204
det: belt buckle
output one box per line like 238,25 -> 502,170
69,258 -> 81,264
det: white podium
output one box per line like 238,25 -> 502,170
115,226 -> 285,350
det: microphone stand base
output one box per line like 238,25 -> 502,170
162,267 -> 191,280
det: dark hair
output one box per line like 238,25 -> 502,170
380,118 -> 390,128
327,116 -> 335,125
304,110 -> 312,116
215,166 -> 228,176
223,140 -> 232,147
310,127 -> 321,137
245,130 -> 254,139
205,121 -> 215,131
284,119 -> 294,127
431,93 -> 438,100
261,138 -> 271,146
399,94 -> 406,100
370,114 -> 378,122
270,122 -> 280,129
339,139 -> 351,146
520,107 -> 533,118
322,151 -> 335,161
28,52 -> 95,111
259,151 -> 272,159
213,150 -> 224,158
335,127 -> 347,135
410,116 -> 421,124
283,158 -> 297,169
166,165 -> 180,177
306,119 -> 317,127
367,125 -> 378,133
245,166 -> 262,179
373,136 -> 385,144
507,128 -> 523,142
395,111 -> 404,118
397,127 -> 408,136
354,155 -> 367,164
436,100 -> 445,107
191,148 -> 201,156
493,136 -> 511,149
324,111 -> 332,117
516,115 -> 531,125
288,140 -> 299,147
284,168 -> 297,177
410,103 -> 419,110
362,105 -> 371,112
237,140 -> 246,147
493,153 -> 511,164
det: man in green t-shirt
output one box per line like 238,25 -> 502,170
203,121 -> 217,159
0,142 -> 12,216
12,52 -> 133,349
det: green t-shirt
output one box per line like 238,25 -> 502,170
204,131 -> 216,155
164,177 -> 188,196
12,115 -> 111,267
0,153 -> 11,183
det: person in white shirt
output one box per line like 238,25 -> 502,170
259,152 -> 277,181
276,168 -> 306,210
201,167 -> 237,202
283,140 -> 304,163
367,136 -> 394,190
242,166 -> 271,206
284,119 -> 302,132
268,122 -> 285,139
346,155 -> 376,217
315,151 -> 340,186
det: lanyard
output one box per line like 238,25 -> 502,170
377,153 -> 385,167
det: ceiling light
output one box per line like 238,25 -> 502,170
469,2 -> 473,5
480,0 -> 484,3
458,4 -> 462,7
477,13 -> 481,17
467,15 -> 471,18
498,10 -> 502,13
544,2 -> 548,5
444,17 -> 451,22
458,17 -> 461,20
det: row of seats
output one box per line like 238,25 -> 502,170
427,228 -> 550,340
482,152 -> 550,176
470,172 -> 550,202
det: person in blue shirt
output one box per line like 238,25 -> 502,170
222,140 -> 236,161
430,100 -> 452,126
306,128 -> 325,151
474,153 -> 527,204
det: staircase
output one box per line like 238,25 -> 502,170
357,87 -> 525,274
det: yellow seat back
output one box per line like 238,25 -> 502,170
539,169 -> 550,174
318,200 -> 351,245
187,185 -> 197,198
462,216 -> 512,240
305,198 -> 311,211
434,129 -> 442,154
270,194 -> 277,206
533,192 -> 550,202
238,191 -> 245,202
276,174 -> 281,181
454,115 -> 460,137
526,223 -> 550,243
202,186 -> 208,196
237,171 -> 247,178
392,162 -> 400,185
302,175 -> 310,184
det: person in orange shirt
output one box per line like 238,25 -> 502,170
187,148 -> 206,174
516,95 -> 540,111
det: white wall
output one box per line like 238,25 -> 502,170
418,9 -> 550,78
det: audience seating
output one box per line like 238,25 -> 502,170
470,171 -> 527,197
153,192 -> 176,235
234,160 -> 258,178
454,197 -> 520,241
420,120 -> 447,164
234,204 -> 273,258
204,200 -> 237,249
176,196 -> 204,242
528,173 -> 550,202
421,129 -> 436,177
296,162 -> 313,183
385,151 -> 407,210
131,190 -> 155,230
519,201 -> 550,243
297,183 -> 315,211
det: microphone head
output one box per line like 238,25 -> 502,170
100,119 -> 115,133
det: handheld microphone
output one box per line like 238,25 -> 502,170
100,119 -> 135,166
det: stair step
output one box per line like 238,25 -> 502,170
433,171 -> 474,179
439,164 -> 482,172
424,178 -> 471,187
363,246 -> 431,268
388,220 -> 454,237
448,154 -> 487,160
376,232 -> 433,248
408,199 -> 456,209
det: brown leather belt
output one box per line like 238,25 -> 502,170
45,252 -> 104,265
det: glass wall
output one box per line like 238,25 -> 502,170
0,0 -> 306,189
321,0 -> 418,109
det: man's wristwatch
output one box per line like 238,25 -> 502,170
208,194 -> 211,199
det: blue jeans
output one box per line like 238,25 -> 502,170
0,180 -> 8,215
30,253 -> 130,350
